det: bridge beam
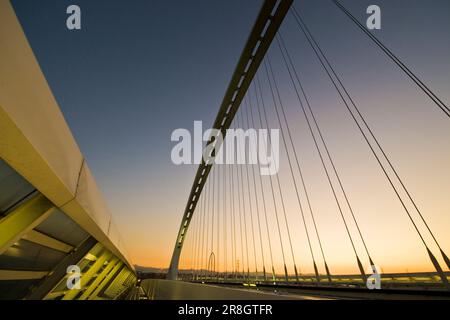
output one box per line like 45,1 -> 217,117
25,236 -> 98,300
0,194 -> 54,255
89,261 -> 124,300
22,229 -> 74,253
167,0 -> 293,280
0,270 -> 48,281
62,248 -> 112,300
80,257 -> 119,299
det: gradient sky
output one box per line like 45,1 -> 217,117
11,0 -> 450,274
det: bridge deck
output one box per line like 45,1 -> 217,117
136,279 -> 450,300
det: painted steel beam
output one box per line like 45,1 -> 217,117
0,193 -> 54,254
115,272 -> 135,299
26,236 -> 97,300
89,261 -> 124,300
44,291 -> 66,300
0,270 -> 48,281
80,257 -> 119,300
104,268 -> 130,299
22,230 -> 74,253
62,249 -> 112,300
167,0 -> 293,280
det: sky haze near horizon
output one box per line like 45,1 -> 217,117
11,0 -> 450,273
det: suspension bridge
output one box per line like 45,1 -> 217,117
1,0 -> 449,300
162,0 -> 450,299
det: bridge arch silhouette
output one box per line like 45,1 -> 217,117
166,0 -> 450,298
